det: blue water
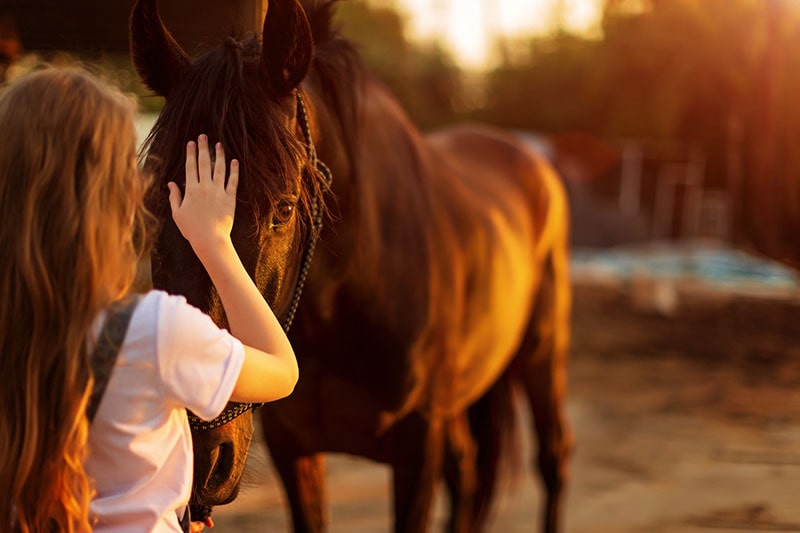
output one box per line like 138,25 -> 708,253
571,245 -> 799,289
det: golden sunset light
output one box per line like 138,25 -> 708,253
3,1 -> 800,532
390,0 -> 604,68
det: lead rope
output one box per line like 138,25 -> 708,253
187,91 -> 332,431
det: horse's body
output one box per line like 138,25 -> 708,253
131,1 -> 572,531
269,81 -> 573,532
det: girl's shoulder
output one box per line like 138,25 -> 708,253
140,289 -> 219,333
132,289 -> 206,318
123,290 -> 216,354
136,289 -> 240,367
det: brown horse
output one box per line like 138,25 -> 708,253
131,0 -> 573,531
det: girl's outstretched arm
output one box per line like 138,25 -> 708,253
167,134 -> 298,403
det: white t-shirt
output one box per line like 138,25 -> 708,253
85,290 -> 245,532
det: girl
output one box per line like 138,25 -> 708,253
0,67 -> 298,532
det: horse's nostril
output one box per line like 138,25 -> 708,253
208,442 -> 234,488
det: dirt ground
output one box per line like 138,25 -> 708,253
211,279 -> 800,532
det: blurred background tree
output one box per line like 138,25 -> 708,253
337,0 -> 464,130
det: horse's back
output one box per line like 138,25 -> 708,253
427,123 -> 566,250
422,124 -> 569,411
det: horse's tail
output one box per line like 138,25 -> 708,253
469,370 -> 520,528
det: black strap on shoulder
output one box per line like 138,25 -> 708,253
86,295 -> 142,424
178,505 -> 191,533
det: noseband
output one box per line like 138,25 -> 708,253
187,91 -> 332,431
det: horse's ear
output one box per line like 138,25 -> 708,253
129,0 -> 192,97
260,0 -> 314,96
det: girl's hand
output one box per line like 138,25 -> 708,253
168,134 -> 239,258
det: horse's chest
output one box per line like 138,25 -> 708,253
266,366 -> 396,458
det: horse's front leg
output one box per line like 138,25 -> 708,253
387,412 -> 445,533
260,410 -> 327,533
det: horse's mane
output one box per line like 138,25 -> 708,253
302,0 -> 363,183
304,2 -> 442,292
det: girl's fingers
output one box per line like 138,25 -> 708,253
214,142 -> 226,188
227,160 -> 239,196
185,141 -> 198,186
167,182 -> 182,214
197,134 -> 212,183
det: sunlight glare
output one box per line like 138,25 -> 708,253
393,0 -> 603,69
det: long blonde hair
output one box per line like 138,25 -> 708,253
0,67 -> 149,532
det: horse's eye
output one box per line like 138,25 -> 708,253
271,201 -> 295,228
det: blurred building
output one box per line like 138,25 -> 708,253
0,0 -> 266,55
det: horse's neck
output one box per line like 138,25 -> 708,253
352,85 -> 436,247
312,80 -> 441,318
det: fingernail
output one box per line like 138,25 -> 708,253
216,142 -> 223,150
232,160 -> 239,168
199,134 -> 207,143
187,141 -> 195,149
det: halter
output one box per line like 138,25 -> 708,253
187,91 -> 332,431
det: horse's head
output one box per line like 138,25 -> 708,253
130,0 -> 325,519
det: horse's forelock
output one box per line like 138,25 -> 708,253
143,36 -> 313,231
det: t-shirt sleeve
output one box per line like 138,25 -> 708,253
155,292 -> 245,421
